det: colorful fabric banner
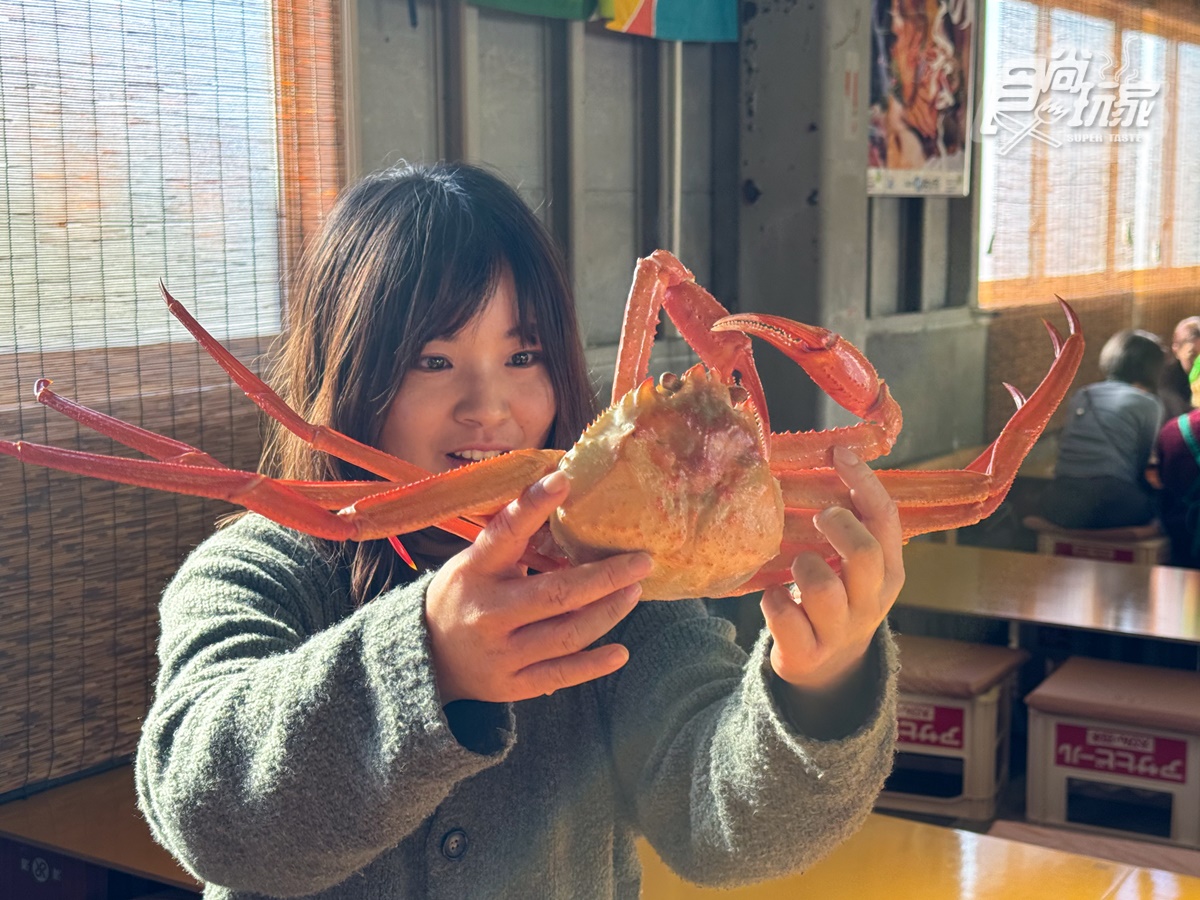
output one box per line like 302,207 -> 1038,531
601,0 -> 737,42
470,0 -> 597,20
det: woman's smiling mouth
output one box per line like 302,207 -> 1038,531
447,448 -> 509,465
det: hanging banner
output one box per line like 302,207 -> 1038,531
868,0 -> 975,196
601,0 -> 737,42
470,0 -> 597,19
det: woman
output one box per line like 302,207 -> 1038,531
135,162 -> 904,898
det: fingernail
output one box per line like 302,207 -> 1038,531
628,552 -> 655,577
541,470 -> 569,494
815,506 -> 839,528
623,583 -> 643,604
833,446 -> 860,466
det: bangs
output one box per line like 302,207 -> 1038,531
395,188 -> 542,355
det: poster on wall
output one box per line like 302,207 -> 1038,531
868,0 -> 975,196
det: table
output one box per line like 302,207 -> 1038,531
898,542 -> 1200,648
3,764 -> 1197,900
0,765 -> 199,892
638,812 -> 1200,899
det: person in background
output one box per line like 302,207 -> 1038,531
1038,329 -> 1165,529
1170,316 -> 1200,410
1156,405 -> 1200,568
1158,347 -> 1192,418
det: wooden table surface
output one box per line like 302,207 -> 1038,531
3,763 -> 1200,899
639,813 -> 1200,899
0,765 -> 199,892
898,542 -> 1200,646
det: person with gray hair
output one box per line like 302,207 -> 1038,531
1038,329 -> 1165,529
1169,316 -> 1200,410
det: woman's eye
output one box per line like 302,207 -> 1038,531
417,355 -> 450,371
510,349 -> 542,367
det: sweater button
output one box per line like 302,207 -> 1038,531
441,828 -> 468,860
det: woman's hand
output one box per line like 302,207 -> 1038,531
761,446 -> 905,696
425,470 -> 652,704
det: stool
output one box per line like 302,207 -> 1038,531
1022,515 -> 1168,564
1025,656 -> 1200,848
877,634 -> 1029,822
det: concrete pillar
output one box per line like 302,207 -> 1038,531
739,0 -> 872,433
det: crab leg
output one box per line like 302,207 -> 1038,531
34,379 -> 227,468
890,299 -> 1083,529
733,299 -> 1083,593
29,379 -> 469,542
25,370 -> 534,553
18,290 -> 574,570
611,251 -> 771,444
0,436 -> 561,544
20,382 -> 578,556
160,283 -> 428,485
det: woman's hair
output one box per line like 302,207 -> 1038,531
1099,329 -> 1165,387
261,161 -> 598,603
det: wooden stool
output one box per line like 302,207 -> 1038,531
877,634 -> 1029,822
1025,656 -> 1200,848
1022,515 -> 1168,564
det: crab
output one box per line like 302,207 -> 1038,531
0,250 -> 1083,600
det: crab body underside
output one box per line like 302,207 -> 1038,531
1,250 -> 1083,600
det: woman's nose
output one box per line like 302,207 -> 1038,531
454,372 -> 511,427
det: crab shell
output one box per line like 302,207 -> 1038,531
549,366 -> 784,601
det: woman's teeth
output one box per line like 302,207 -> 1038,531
450,449 -> 505,461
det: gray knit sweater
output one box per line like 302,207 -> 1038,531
135,514 -> 898,899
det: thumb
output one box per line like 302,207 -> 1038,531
468,470 -> 570,574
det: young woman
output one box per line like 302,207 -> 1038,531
135,162 -> 905,899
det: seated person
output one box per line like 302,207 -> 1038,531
1038,330 -> 1165,529
1158,349 -> 1191,419
1156,407 -> 1200,568
1170,316 -> 1200,410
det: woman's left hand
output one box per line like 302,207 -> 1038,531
761,446 -> 905,695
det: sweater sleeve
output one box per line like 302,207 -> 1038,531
135,516 -> 514,897
602,600 -> 898,889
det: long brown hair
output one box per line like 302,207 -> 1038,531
261,162 -> 597,604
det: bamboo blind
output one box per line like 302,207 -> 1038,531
0,0 -> 344,798
978,0 -> 1200,308
975,0 -> 1200,436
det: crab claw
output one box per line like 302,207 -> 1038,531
661,279 -> 771,438
712,313 -> 902,465
611,249 -> 772,444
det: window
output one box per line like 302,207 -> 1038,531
0,0 -> 343,795
977,0 -> 1200,306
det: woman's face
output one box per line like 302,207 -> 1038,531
1173,322 -> 1200,373
379,268 -> 557,474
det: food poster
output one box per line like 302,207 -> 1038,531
869,0 -> 975,196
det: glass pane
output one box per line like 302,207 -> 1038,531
1042,9 -> 1115,278
1174,42 -> 1200,267
1113,31 -> 1168,271
978,0 -> 1039,282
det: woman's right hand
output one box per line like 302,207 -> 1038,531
424,470 -> 652,704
